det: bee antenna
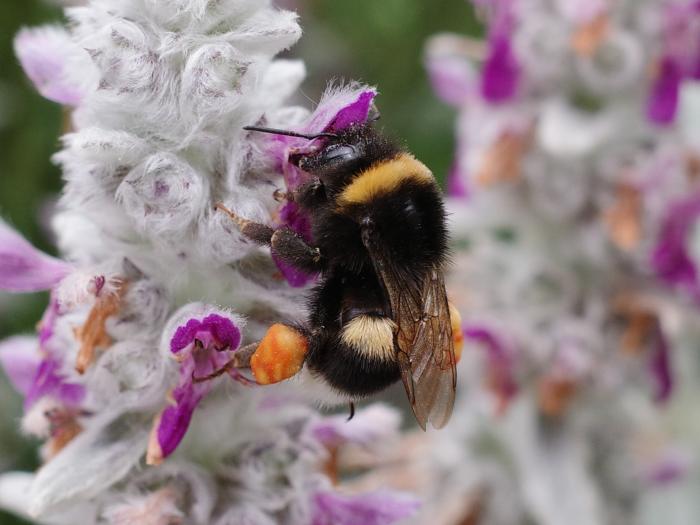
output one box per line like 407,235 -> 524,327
243,125 -> 337,140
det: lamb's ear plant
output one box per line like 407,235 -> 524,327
0,2 -> 420,524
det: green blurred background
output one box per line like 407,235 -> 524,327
0,1 -> 478,523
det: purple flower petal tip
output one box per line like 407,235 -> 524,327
274,255 -> 318,288
649,325 -> 673,404
25,358 -> 85,410
170,313 -> 241,354
425,34 -> 475,107
447,160 -> 469,198
0,336 -> 41,396
650,193 -> 700,298
326,90 -> 376,132
480,33 -> 520,103
0,220 -> 71,293
14,26 -> 85,106
312,490 -> 421,525
464,325 -> 519,405
647,56 -> 682,125
152,383 -> 201,462
274,201 -> 318,287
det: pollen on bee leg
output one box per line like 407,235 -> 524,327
448,302 -> 464,363
74,279 -> 127,374
250,324 -> 309,385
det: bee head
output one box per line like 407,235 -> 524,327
244,123 -> 399,195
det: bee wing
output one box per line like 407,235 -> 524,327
362,230 -> 456,430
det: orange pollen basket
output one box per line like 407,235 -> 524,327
250,324 -> 309,385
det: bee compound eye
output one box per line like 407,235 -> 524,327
321,144 -> 357,162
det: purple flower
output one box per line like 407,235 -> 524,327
312,490 -> 420,525
24,358 -> 85,411
0,220 -> 71,292
424,39 -> 474,108
447,158 -> 469,198
14,26 -> 88,106
464,325 -> 518,412
0,336 -> 85,412
650,192 -> 700,299
148,311 -> 243,465
647,56 -> 682,125
649,323 -> 673,404
0,336 -> 41,396
481,32 -> 520,103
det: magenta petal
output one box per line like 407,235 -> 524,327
274,202 -> 318,287
312,490 -> 420,525
464,325 -> 518,400
279,201 -> 313,241
326,91 -> 376,132
0,220 -> 71,292
647,56 -> 682,125
650,193 -> 700,297
480,33 -> 520,103
170,314 -> 241,354
0,336 -> 41,396
273,256 -> 318,288
38,294 -> 61,347
24,358 -> 85,410
649,325 -> 673,404
14,26 -> 84,106
155,382 -> 206,459
447,160 -> 469,198
426,58 -> 473,107
425,36 -> 474,107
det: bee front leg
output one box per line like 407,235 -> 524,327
215,203 -> 275,246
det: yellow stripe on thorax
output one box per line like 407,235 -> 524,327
338,153 -> 434,206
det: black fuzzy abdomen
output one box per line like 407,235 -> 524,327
306,330 -> 400,397
305,267 -> 400,397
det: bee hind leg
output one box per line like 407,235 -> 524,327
250,323 -> 310,385
192,323 -> 309,386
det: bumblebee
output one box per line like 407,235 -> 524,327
215,122 -> 460,429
